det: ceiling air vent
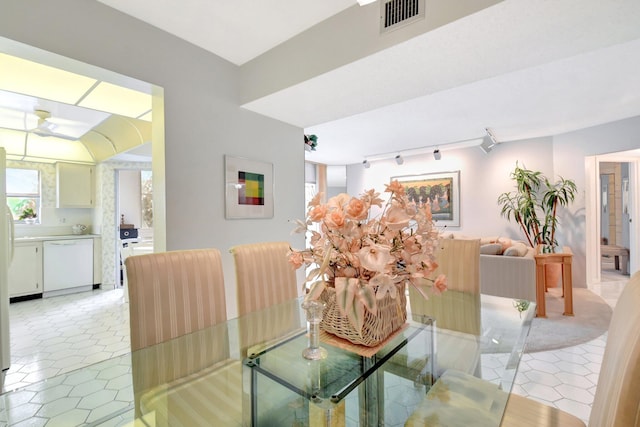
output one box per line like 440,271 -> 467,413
380,0 -> 425,33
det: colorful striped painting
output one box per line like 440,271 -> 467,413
238,171 -> 264,205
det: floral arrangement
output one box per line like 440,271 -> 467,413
288,180 -> 447,333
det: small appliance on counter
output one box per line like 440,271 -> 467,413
72,224 -> 87,235
119,214 -> 138,240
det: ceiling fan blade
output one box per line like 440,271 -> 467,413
30,128 -> 78,140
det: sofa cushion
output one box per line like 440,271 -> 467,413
480,236 -> 500,245
503,242 -> 528,257
480,243 -> 503,255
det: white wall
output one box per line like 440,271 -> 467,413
1,0 -> 305,319
347,116 -> 640,289
348,137 -> 554,237
118,170 -> 142,230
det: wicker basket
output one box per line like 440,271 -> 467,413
319,284 -> 407,347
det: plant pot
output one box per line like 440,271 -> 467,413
23,218 -> 36,225
544,263 -> 562,289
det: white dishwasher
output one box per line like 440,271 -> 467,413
43,239 -> 94,293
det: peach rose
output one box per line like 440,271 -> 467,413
325,207 -> 346,228
385,180 -> 405,195
287,251 -> 305,269
432,274 -> 447,294
308,205 -> 328,222
345,197 -> 368,220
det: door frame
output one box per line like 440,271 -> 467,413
585,153 -> 639,287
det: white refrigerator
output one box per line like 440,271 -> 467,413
1,147 -> 12,371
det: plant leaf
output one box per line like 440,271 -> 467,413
305,267 -> 321,282
334,277 -> 353,317
306,280 -> 326,300
317,246 -> 333,277
349,296 -> 366,337
357,285 -> 377,316
346,278 -> 365,334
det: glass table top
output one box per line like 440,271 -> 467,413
0,291 -> 535,426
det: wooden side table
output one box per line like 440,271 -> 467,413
534,245 -> 574,318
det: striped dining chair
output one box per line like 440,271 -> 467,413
406,270 -> 640,427
408,237 -> 482,376
126,248 -> 243,425
230,241 -> 298,316
125,248 -> 228,351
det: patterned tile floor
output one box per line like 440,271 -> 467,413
1,288 -> 130,394
0,267 -> 628,425
511,267 -> 627,425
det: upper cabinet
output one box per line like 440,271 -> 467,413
56,162 -> 95,208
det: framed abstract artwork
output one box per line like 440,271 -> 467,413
392,170 -> 460,227
225,155 -> 274,219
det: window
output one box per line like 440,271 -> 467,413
7,168 -> 40,223
141,170 -> 153,228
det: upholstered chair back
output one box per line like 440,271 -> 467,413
230,241 -> 298,316
587,270 -> 640,427
125,248 -> 227,351
409,238 -> 481,335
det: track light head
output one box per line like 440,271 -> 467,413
395,154 -> 404,165
363,159 -> 371,169
485,127 -> 498,145
433,149 -> 441,160
480,128 -> 499,154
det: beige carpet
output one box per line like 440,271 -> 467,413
525,287 -> 613,353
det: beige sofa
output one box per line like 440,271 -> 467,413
443,234 -> 537,303
479,247 -> 536,303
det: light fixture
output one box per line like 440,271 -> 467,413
363,159 -> 371,168
433,149 -> 441,160
357,0 -> 377,5
480,127 -> 499,154
395,154 -> 404,165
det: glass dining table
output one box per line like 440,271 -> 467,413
0,291 -> 535,426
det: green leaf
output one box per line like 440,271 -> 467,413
357,285 -> 377,315
335,278 -> 365,334
334,277 -> 354,317
348,295 -> 365,337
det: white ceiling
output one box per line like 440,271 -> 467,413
93,0 -> 640,165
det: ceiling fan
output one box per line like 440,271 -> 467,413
29,109 -> 78,140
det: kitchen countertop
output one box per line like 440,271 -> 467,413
14,234 -> 100,242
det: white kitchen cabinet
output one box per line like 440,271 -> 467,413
8,241 -> 43,298
56,162 -> 95,208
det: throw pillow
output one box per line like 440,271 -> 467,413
480,236 -> 500,245
503,242 -> 528,257
498,237 -> 512,252
480,243 -> 503,255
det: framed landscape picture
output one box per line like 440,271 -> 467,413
225,155 -> 274,219
392,170 -> 460,227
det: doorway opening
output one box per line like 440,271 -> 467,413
585,151 -> 639,287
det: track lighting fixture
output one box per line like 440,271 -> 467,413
480,128 -> 499,154
395,154 -> 404,165
433,149 -> 441,160
363,159 -> 371,168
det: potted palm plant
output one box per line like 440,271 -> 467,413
497,163 -> 577,286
